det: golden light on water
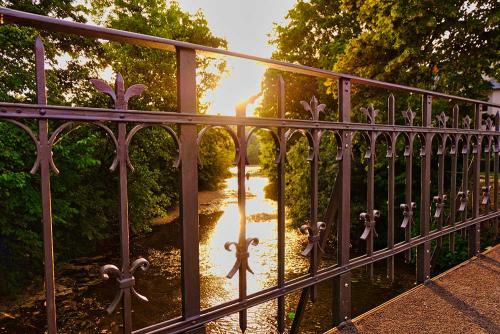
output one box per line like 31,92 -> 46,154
199,167 -> 309,311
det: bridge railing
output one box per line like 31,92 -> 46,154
0,8 -> 499,334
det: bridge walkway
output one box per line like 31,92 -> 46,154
329,244 -> 500,334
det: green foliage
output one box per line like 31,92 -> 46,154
258,0 -> 499,263
0,0 -> 229,296
198,128 -> 234,190
90,0 -> 227,112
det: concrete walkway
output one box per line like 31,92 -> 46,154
329,245 -> 500,334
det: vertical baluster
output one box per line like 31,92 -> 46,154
333,77 -> 352,325
177,47 -> 204,333
291,95 -> 323,334
469,104 -> 482,256
461,117 -> 470,236
436,134 -> 445,249
236,93 -> 249,333
484,125 -> 491,217
417,94 -> 432,283
402,134 -> 415,263
449,105 -> 459,252
35,36 -> 57,334
366,125 -> 376,279
387,94 -> 395,281
309,109 -> 320,301
494,113 -> 499,240
277,76 -> 286,334
114,74 -> 133,333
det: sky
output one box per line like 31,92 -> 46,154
176,0 -> 296,116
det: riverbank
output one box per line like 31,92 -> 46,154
152,188 -> 228,225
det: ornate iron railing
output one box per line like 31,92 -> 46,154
1,8 -> 499,334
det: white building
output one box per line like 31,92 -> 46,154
487,79 -> 500,115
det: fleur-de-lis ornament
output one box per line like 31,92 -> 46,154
463,115 -> 472,129
402,107 -> 416,126
299,221 -> 327,257
457,191 -> 469,212
360,210 -> 380,240
400,202 -> 416,229
300,96 -> 326,120
433,195 -> 447,218
482,186 -> 491,205
91,73 -> 146,110
361,104 -> 379,124
100,258 -> 150,314
484,117 -> 494,131
437,112 -> 449,128
224,237 -> 259,279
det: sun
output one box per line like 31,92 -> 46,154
203,58 -> 265,117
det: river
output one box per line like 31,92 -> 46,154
0,166 -> 416,333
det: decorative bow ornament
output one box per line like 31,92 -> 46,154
360,210 -> 380,240
402,107 -> 416,126
400,202 -> 417,229
299,221 -> 326,257
224,237 -> 259,279
463,115 -> 472,129
361,104 -> 379,124
436,112 -> 449,128
433,195 -> 447,218
457,191 -> 469,212
484,117 -> 494,131
99,257 -> 150,314
91,73 -> 146,110
482,186 -> 491,205
300,96 -> 326,121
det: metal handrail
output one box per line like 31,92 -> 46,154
1,7 -> 500,109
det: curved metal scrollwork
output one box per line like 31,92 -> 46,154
361,104 -> 379,124
99,257 -> 150,314
402,107 -> 416,126
299,221 -> 326,257
457,191 -> 469,212
224,237 -> 259,279
1,119 -> 40,174
126,123 -> 181,169
48,121 -> 119,173
300,96 -> 325,121
197,125 -> 240,165
245,127 -> 281,164
400,202 -> 417,229
285,128 -> 315,161
436,112 -> 449,128
433,195 -> 447,218
90,74 -> 146,110
463,115 -> 472,129
318,130 -> 343,161
482,186 -> 491,205
359,210 -> 380,240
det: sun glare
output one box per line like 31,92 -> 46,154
203,58 -> 265,117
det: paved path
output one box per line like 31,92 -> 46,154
328,245 -> 500,334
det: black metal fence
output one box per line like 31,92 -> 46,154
1,8 -> 499,334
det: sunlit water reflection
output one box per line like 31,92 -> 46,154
126,166 -> 417,333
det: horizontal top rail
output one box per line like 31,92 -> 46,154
1,7 -> 500,109
1,102 -> 500,135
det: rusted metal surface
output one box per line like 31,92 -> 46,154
1,9 -> 500,334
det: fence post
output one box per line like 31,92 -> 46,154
177,47 -> 204,334
333,77 -> 352,325
469,104 -> 482,256
35,36 -> 57,334
417,94 -> 432,283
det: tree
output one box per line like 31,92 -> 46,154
0,0 -> 230,295
258,0 -> 500,256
